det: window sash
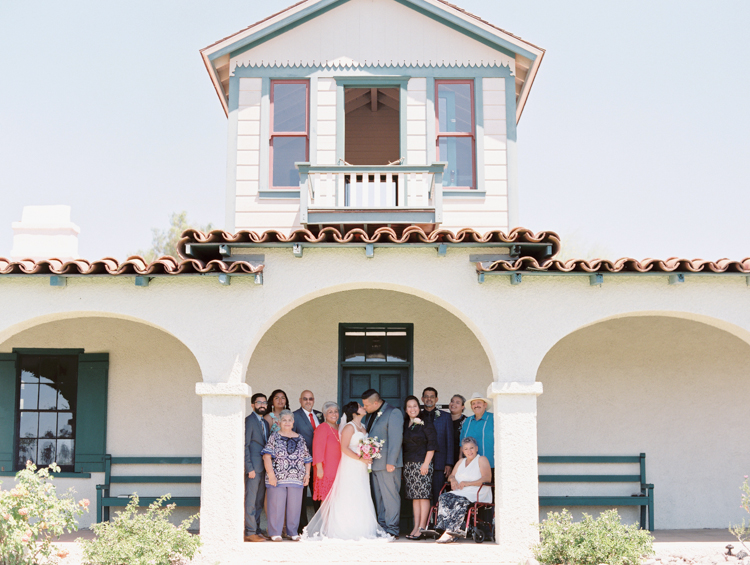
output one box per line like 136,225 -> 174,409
435,80 -> 475,189
270,80 -> 309,189
15,354 -> 78,472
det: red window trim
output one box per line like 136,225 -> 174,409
435,79 -> 476,190
269,79 -> 310,189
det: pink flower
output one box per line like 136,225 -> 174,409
57,548 -> 70,558
21,533 -> 30,543
2,514 -> 9,520
18,508 -> 29,516
79,499 -> 90,508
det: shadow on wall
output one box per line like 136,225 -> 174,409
244,289 -> 493,413
536,316 -> 750,529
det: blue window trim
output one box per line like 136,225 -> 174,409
227,65 -> 515,199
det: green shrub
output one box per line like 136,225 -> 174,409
81,495 -> 200,565
0,461 -> 88,565
533,509 -> 654,565
729,475 -> 750,551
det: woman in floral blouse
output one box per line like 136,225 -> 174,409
262,409 -> 312,541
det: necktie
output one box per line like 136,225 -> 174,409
309,412 -> 316,428
366,412 -> 375,433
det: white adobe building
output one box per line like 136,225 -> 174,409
1,1 -> 749,564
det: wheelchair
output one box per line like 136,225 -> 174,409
422,482 -> 495,543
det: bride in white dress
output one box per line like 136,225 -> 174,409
302,402 -> 392,542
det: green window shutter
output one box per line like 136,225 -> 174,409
0,353 -> 18,472
75,353 -> 109,472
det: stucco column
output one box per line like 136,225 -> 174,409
195,382 -> 251,565
488,381 -> 544,561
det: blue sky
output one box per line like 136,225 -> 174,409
1,0 -> 748,260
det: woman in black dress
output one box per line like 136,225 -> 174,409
402,395 -> 438,540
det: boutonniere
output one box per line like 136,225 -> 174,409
316,413 -> 324,423
435,410 -> 441,418
376,411 -> 383,419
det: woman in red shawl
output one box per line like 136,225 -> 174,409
312,401 -> 342,501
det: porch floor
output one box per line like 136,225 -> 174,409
53,529 -> 740,564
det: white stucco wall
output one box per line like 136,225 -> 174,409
537,315 -> 750,529
0,317 -> 203,527
245,288 -> 493,413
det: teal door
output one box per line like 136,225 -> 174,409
340,367 -> 409,409
338,324 -> 413,411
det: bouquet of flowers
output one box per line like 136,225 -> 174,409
359,436 -> 385,473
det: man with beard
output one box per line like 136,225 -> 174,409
244,392 -> 271,542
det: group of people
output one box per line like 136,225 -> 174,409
244,386 -> 495,544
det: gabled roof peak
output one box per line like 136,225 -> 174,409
201,0 -> 544,119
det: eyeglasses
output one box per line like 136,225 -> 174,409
301,397 -> 314,401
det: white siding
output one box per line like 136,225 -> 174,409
229,0 -> 515,72
440,77 -> 509,231
406,78 -> 427,166
316,78 -> 337,165
235,77 -> 262,211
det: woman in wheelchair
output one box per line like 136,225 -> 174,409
434,436 -> 492,543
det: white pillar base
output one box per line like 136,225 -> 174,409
488,381 -> 544,562
195,382 -> 251,565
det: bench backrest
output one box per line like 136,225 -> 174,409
538,453 -> 647,485
103,455 -> 202,486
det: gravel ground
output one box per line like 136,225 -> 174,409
48,528 -> 741,565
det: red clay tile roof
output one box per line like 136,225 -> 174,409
177,226 -> 561,257
476,257 -> 750,274
0,257 -> 263,276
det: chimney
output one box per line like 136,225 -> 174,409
10,206 -> 81,261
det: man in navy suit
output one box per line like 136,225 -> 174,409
421,387 -> 454,504
244,393 -> 271,542
292,390 -> 323,530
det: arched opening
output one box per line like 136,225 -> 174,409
245,288 -> 493,412
0,315 -> 203,528
537,315 -> 750,529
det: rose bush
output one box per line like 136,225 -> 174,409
0,461 -> 88,565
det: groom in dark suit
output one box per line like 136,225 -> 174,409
362,389 -> 403,538
292,389 -> 323,530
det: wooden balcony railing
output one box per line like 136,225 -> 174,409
296,163 -> 447,226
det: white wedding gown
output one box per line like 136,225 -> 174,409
301,421 -> 391,542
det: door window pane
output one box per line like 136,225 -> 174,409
386,331 -> 409,362
365,332 -> 387,362
437,83 -> 472,133
21,368 -> 39,383
439,137 -> 474,187
272,137 -> 306,187
273,83 -> 307,132
343,332 -> 366,362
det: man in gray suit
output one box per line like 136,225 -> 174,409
362,389 -> 403,538
244,393 -> 270,542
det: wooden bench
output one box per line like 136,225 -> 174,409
96,455 -> 201,523
538,454 -> 654,531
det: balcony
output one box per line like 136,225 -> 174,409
296,163 -> 446,227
